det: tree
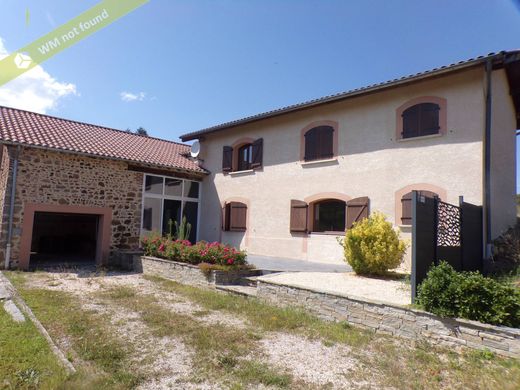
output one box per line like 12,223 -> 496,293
126,127 -> 149,136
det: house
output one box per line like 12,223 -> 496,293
0,107 -> 206,269
180,51 -> 520,270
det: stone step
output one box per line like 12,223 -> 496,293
216,284 -> 258,297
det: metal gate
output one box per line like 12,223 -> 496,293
411,191 -> 483,301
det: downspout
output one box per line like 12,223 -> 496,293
4,146 -> 20,269
484,59 -> 493,260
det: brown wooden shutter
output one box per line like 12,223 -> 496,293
222,146 -> 233,172
229,202 -> 247,231
251,138 -> 263,168
401,192 -> 413,225
304,129 -> 318,161
318,126 -> 334,159
290,200 -> 308,232
402,106 -> 419,138
419,103 -> 440,136
222,203 -> 230,231
346,196 -> 369,229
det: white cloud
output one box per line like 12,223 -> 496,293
120,91 -> 146,102
0,38 -> 77,114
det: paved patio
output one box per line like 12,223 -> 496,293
247,254 -> 351,273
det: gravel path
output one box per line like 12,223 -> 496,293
19,271 -> 379,389
257,272 -> 411,306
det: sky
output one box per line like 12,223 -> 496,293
0,0 -> 520,187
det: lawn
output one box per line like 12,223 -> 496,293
3,270 -> 520,389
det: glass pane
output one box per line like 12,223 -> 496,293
182,201 -> 198,243
145,175 -> 163,195
183,181 -> 199,199
162,199 -> 182,236
165,178 -> 183,197
142,198 -> 162,232
314,200 -> 345,232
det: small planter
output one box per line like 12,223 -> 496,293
137,256 -> 261,286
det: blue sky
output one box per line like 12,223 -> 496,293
1,1 -> 520,187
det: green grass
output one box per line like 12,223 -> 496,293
144,274 -> 373,347
5,272 -> 142,389
0,304 -> 67,389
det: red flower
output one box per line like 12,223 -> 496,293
158,244 -> 165,252
227,258 -> 234,265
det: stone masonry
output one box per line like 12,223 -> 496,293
0,146 -> 144,267
256,279 -> 520,358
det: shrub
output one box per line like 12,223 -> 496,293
341,212 -> 407,275
141,233 -> 248,269
417,261 -> 520,327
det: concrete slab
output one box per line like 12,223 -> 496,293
0,284 -> 11,300
247,254 -> 351,273
3,300 -> 25,322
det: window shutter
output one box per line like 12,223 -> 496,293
222,203 -> 230,231
419,103 -> 440,136
229,202 -> 247,231
290,200 -> 308,232
401,192 -> 413,225
222,146 -> 233,172
304,129 -> 318,161
251,138 -> 263,168
402,106 -> 419,138
318,126 -> 334,159
346,197 -> 369,229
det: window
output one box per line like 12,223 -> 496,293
222,138 -> 263,172
290,196 -> 369,233
237,144 -> 253,171
304,126 -> 334,161
401,103 -> 440,139
401,190 -> 438,225
313,199 -> 346,232
222,202 -> 247,231
142,174 -> 201,241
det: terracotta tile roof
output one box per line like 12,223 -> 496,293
181,50 -> 520,141
0,106 -> 206,174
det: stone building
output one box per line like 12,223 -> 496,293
0,107 -> 206,269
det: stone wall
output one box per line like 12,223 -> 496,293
138,256 -> 262,286
0,146 -> 16,266
256,279 -> 520,358
1,146 -> 144,267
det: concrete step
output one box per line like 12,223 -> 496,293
216,284 -> 258,297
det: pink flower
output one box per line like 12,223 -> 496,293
227,258 -> 234,265
158,244 -> 165,252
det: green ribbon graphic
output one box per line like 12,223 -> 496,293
0,0 -> 149,87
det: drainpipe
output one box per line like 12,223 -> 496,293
4,146 -> 20,269
484,59 -> 493,260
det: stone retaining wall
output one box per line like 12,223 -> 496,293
137,256 -> 260,286
256,279 -> 520,358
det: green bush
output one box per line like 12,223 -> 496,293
341,212 -> 407,275
417,261 -> 520,327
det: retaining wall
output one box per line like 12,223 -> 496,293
256,279 -> 520,358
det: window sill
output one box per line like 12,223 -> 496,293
397,133 -> 443,142
301,158 -> 338,167
309,231 -> 344,236
229,169 -> 255,176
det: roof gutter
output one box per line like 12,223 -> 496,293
4,145 -> 20,269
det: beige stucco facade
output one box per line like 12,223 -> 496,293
195,67 -> 517,270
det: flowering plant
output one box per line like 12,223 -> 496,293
141,233 -> 247,268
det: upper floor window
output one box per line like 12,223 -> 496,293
222,138 -> 263,172
237,144 -> 253,171
304,126 -> 334,161
396,97 -> 447,140
402,103 -> 440,139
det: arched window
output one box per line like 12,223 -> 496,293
304,126 -> 334,161
401,190 -> 438,225
313,199 -> 346,232
401,103 -> 440,139
237,144 -> 253,171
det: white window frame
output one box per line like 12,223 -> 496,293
141,173 -> 201,241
